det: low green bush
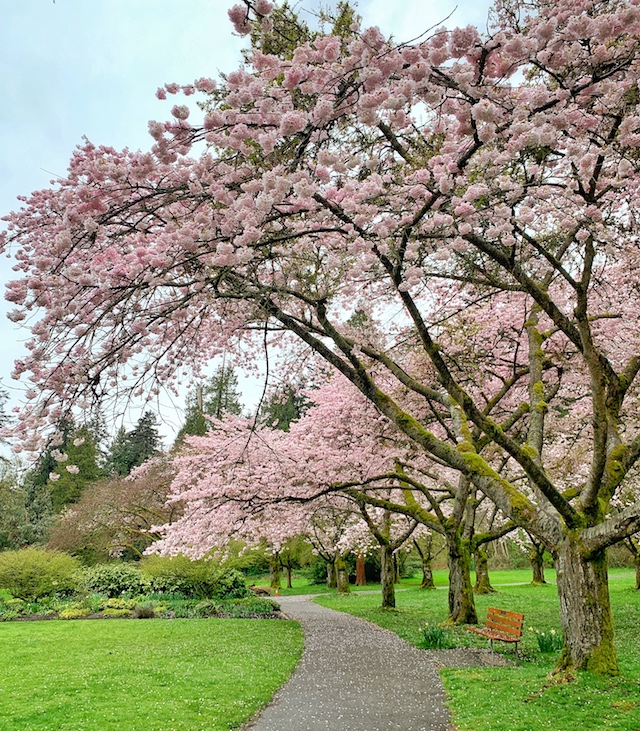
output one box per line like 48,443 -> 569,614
79,563 -> 150,598
420,622 -> 457,650
102,607 -> 132,618
141,555 -> 250,600
217,597 -> 281,617
212,569 -> 251,600
59,607 -> 91,620
0,548 -> 80,601
141,555 -> 223,598
194,600 -> 220,617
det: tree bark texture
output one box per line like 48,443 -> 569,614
554,538 -> 618,674
447,534 -> 478,624
335,554 -> 351,594
355,554 -> 367,586
473,546 -> 496,594
326,561 -> 337,589
530,543 -> 546,585
380,544 -> 396,609
269,554 -> 282,589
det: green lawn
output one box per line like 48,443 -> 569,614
315,571 -> 640,731
0,618 -> 303,731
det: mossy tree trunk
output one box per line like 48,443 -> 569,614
326,561 -> 337,589
473,546 -> 496,594
446,532 -> 477,624
554,538 -> 618,674
530,540 -> 546,585
413,536 -> 436,589
334,554 -> 350,594
269,553 -> 282,589
380,543 -> 396,609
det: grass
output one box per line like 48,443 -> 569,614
0,618 -> 304,731
315,570 -> 640,731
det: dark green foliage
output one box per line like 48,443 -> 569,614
178,365 -> 244,439
49,425 -> 104,512
212,568 -> 251,599
106,412 -> 162,477
216,596 -> 280,617
420,622 -> 457,649
141,554 -> 223,598
0,462 -> 30,549
141,555 -> 250,599
134,603 -> 156,619
0,548 -> 80,600
79,563 -> 150,598
260,384 -> 309,431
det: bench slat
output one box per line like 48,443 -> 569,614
466,607 -> 524,655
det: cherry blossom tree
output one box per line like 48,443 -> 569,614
3,0 -> 640,673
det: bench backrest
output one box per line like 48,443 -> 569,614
486,607 -> 524,638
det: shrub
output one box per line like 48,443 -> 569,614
0,548 -> 80,601
134,603 -> 156,619
194,600 -> 220,618
141,555 -> 249,599
420,623 -> 457,650
102,607 -> 132,618
59,607 -> 91,620
212,569 -> 251,600
217,597 -> 280,617
79,563 -> 150,598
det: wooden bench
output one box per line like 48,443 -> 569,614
466,607 -> 524,656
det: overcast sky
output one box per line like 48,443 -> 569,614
0,0 -> 491,443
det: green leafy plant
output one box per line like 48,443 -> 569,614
217,597 -> 280,618
59,607 -> 91,620
141,554 -> 244,599
529,626 -> 563,653
212,569 -> 251,600
420,622 -> 457,650
134,603 -> 156,619
101,607 -> 132,618
0,548 -> 80,601
79,563 -> 150,598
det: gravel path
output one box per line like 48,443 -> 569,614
244,595 -> 451,731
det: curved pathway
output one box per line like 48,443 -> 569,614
245,595 -> 450,731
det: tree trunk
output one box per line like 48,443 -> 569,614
473,546 -> 496,594
380,544 -> 396,609
414,536 -> 436,589
269,554 -> 282,589
335,554 -> 350,594
530,543 -> 546,585
421,557 -> 435,590
635,554 -> 640,591
446,533 -> 477,624
355,554 -> 367,586
554,538 -> 618,674
285,561 -> 293,589
326,561 -> 337,589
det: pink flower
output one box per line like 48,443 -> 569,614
66,464 -> 80,474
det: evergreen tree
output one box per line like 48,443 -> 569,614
107,412 -> 162,476
260,384 -> 308,432
48,424 -> 104,512
178,365 -> 243,439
